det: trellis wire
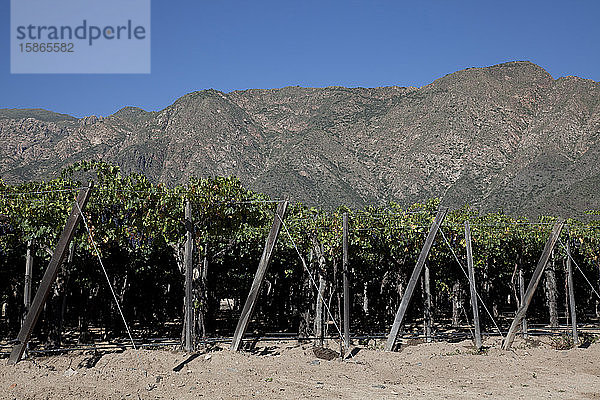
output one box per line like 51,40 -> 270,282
439,227 -> 505,339
74,201 -> 137,350
276,213 -> 352,359
557,238 -> 600,300
0,187 -> 84,197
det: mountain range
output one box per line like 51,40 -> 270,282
1,61 -> 599,217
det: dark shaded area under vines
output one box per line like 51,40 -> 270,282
1,161 -> 600,349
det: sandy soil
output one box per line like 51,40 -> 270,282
1,336 -> 600,399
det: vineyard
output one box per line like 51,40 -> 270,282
1,161 -> 600,358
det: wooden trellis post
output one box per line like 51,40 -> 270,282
422,260 -> 432,343
565,227 -> 578,345
198,254 -> 209,338
21,240 -> 34,357
342,212 -> 350,350
314,268 -> 326,347
519,269 -> 528,338
385,208 -> 448,351
465,221 -> 482,349
230,201 -> 288,352
9,183 -> 93,365
502,219 -> 565,350
23,240 -> 34,321
184,200 -> 194,352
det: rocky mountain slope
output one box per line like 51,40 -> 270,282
1,61 -> 599,216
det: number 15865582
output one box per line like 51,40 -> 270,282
19,42 -> 74,52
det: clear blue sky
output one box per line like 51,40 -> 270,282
1,0 -> 599,117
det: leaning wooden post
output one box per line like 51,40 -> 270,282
465,221 -> 482,350
385,208 -> 448,351
565,227 -> 578,345
519,269 -> 528,338
342,212 -> 350,350
502,219 -> 565,350
184,200 -> 194,352
9,183 -> 93,364
230,201 -> 288,352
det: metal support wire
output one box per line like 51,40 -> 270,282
74,201 -> 137,350
557,239 -> 600,300
439,228 -> 505,339
276,214 -> 352,358
0,187 -> 85,197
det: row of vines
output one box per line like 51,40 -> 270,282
1,161 -> 600,348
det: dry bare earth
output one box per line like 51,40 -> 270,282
1,337 -> 600,399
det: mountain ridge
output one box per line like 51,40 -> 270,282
1,61 -> 599,217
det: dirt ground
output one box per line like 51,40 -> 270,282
1,336 -> 600,399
